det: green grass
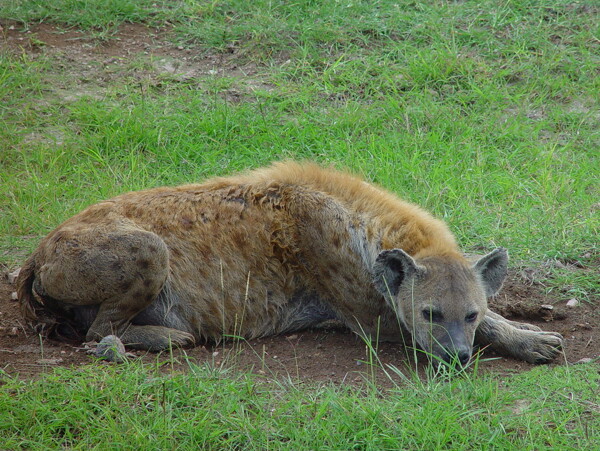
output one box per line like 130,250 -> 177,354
0,0 -> 599,448
1,360 -> 598,449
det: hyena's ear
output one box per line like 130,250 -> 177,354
373,249 -> 425,297
473,248 -> 508,297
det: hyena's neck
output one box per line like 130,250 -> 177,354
271,181 -> 458,283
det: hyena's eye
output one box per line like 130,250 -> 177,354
422,309 -> 443,322
465,312 -> 478,323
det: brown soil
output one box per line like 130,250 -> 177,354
0,21 -> 272,106
1,22 -> 598,385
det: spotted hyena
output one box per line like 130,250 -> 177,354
17,161 -> 563,365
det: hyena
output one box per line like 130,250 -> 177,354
17,161 -> 563,365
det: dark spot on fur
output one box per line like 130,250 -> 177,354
108,234 -> 128,243
224,196 -> 246,206
143,279 -> 152,288
180,216 -> 194,229
132,290 -> 145,300
265,188 -> 281,201
148,245 -> 158,253
313,223 -> 324,237
332,235 -> 341,248
138,259 -> 150,270
122,203 -> 141,218
130,245 -> 140,253
49,231 -> 65,244
120,281 -> 133,292
326,262 -> 339,276
231,230 -> 248,248
209,303 -> 222,320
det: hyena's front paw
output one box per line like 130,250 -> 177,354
518,330 -> 563,364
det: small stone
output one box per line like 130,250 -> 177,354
574,358 -> 593,365
212,351 -> 219,357
566,298 -> 579,308
7,268 -> 21,284
37,358 -> 63,365
10,292 -> 18,301
286,334 -> 298,340
540,304 -> 554,310
92,335 -> 128,363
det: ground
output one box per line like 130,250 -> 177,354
1,23 -> 598,384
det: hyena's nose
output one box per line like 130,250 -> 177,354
444,347 -> 471,365
440,348 -> 471,366
457,349 -> 471,366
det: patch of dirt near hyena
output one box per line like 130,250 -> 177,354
0,21 -> 273,107
1,265 -> 598,385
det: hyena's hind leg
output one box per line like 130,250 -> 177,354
36,225 -> 195,351
475,310 -> 563,364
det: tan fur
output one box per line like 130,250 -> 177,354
17,161 -> 563,363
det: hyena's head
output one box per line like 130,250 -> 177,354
373,248 -> 508,366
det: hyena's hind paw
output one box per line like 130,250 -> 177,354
117,325 -> 196,352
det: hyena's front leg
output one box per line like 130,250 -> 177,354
485,309 -> 542,331
475,310 -> 563,364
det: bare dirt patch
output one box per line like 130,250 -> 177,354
1,21 -> 272,104
1,22 -> 598,384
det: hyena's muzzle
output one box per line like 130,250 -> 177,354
429,322 -> 473,366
